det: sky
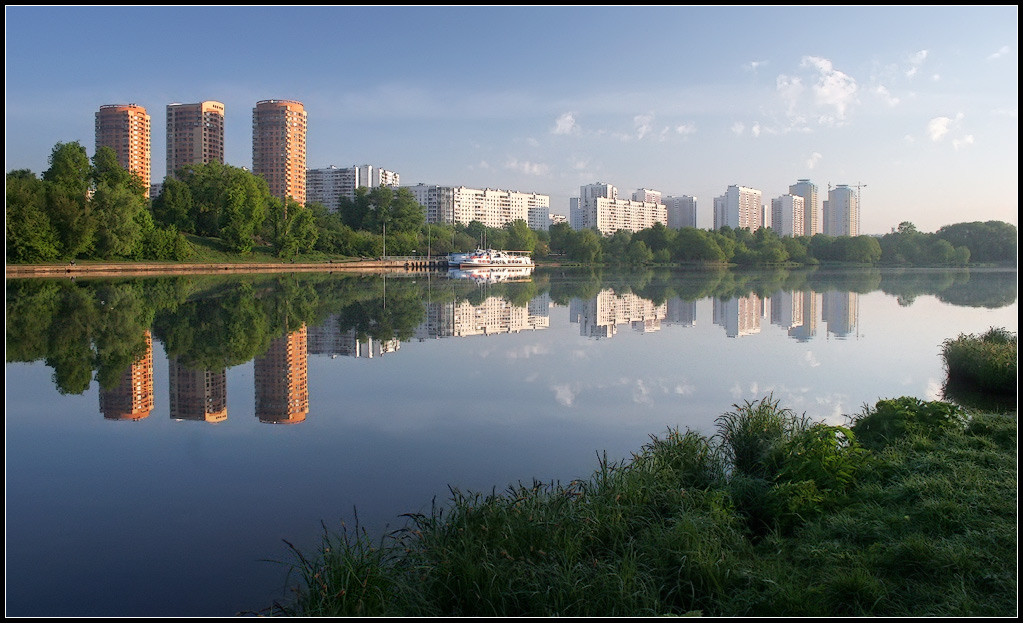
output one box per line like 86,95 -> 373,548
5,6 -> 1018,235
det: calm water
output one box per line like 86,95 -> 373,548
5,266 -> 1017,616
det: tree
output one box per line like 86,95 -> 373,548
6,170 -> 60,263
42,141 -> 95,259
151,177 -> 194,231
90,181 -> 146,258
503,219 -> 538,253
179,162 -> 271,252
91,146 -> 146,199
548,221 -> 572,255
266,197 -> 319,258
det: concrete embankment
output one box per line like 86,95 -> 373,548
6,258 -> 449,279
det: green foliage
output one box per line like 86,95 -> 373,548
6,169 -> 60,263
941,327 -> 1017,396
850,397 -> 971,452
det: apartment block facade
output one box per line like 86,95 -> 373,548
823,184 -> 859,237
252,99 -> 307,205
570,183 -> 666,235
770,193 -> 805,237
306,164 -> 400,212
166,101 -> 225,179
664,195 -> 697,229
713,185 -> 763,232
788,179 -> 819,236
95,103 -> 151,197
404,184 -> 550,230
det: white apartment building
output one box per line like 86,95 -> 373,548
788,179 -> 819,236
571,182 -> 667,235
403,184 -> 550,230
663,195 -> 697,229
770,194 -> 805,237
822,184 -> 859,237
306,164 -> 400,212
712,185 -> 763,232
632,188 -> 661,204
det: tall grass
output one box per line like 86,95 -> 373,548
941,326 -> 1017,397
266,394 -> 1016,617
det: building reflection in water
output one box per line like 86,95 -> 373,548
771,289 -> 819,342
168,356 -> 228,423
570,290 -> 666,339
254,325 -> 309,424
822,291 -> 859,339
99,330 -> 154,421
713,294 -> 763,338
307,317 -> 400,358
664,298 -> 696,328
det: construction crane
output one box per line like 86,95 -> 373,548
851,182 -> 866,234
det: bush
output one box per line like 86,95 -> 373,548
941,327 -> 1017,396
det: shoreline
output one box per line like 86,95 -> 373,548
5,258 -> 449,278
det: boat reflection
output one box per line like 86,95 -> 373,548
448,265 -> 535,284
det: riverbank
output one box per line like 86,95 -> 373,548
5,257 -> 449,278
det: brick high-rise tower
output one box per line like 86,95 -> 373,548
95,103 -> 151,196
252,99 -> 307,206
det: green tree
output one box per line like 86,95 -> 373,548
266,198 -> 319,258
6,170 -> 60,263
180,162 -> 271,252
90,181 -> 147,258
548,221 -> 572,255
151,177 -> 194,231
503,219 -> 538,253
42,141 -> 95,259
91,146 -> 146,199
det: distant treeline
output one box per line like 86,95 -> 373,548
6,140 -> 1017,267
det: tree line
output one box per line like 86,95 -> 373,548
6,140 -> 1016,266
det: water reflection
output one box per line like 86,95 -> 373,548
6,267 -> 1017,421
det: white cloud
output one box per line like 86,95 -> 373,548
872,85 -> 900,107
505,158 -> 550,176
800,55 -> 859,124
905,49 -> 927,77
745,60 -> 768,72
674,123 -> 696,136
552,383 -> 577,406
552,112 -> 579,135
634,113 -> 655,140
927,116 -> 953,141
988,45 -> 1011,60
952,135 -> 975,150
803,350 -> 821,368
731,122 -> 745,136
751,122 -> 761,138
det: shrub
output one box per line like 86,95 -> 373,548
941,327 -> 1017,396
850,397 -> 970,452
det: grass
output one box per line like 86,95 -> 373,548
261,393 -> 1017,617
941,327 -> 1017,399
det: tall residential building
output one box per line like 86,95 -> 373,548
571,182 -> 666,234
788,179 -> 819,236
712,185 -> 763,232
166,101 -> 225,180
307,164 -> 400,212
770,194 -> 805,237
823,184 -> 859,237
404,184 -> 549,230
252,99 -> 307,205
95,103 -> 151,197
663,195 -> 697,229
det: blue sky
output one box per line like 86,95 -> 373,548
5,6 -> 1018,234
